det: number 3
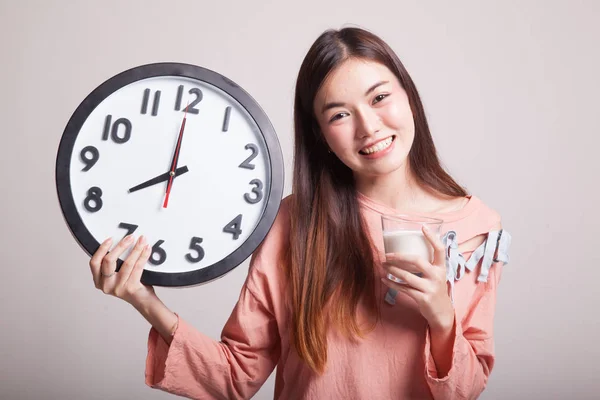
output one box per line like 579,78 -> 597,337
244,179 -> 263,204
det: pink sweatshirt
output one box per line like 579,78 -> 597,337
145,193 -> 509,399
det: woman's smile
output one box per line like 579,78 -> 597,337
359,135 -> 396,159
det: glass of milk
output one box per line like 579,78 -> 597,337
381,214 -> 443,284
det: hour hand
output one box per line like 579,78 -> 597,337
128,166 -> 189,193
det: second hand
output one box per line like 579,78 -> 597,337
163,103 -> 189,208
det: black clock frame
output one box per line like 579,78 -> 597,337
56,62 -> 285,287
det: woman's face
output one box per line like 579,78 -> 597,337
313,58 -> 415,181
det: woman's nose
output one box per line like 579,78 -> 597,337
356,107 -> 381,138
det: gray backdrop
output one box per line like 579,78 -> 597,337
1,0 -> 598,399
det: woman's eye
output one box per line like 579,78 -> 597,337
330,112 -> 348,122
373,94 -> 389,104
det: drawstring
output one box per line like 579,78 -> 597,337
385,230 -> 511,306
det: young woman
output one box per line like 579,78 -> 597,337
89,27 -> 511,399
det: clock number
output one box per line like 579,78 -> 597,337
80,146 -> 99,171
175,85 -> 183,111
141,88 -> 161,116
83,187 -> 103,212
118,222 -> 138,236
102,115 -> 132,144
222,106 -> 232,132
175,85 -> 202,114
185,237 -> 205,263
239,144 -> 258,170
149,240 -> 167,266
244,179 -> 264,204
223,214 -> 243,240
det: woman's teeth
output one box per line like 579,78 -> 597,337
360,136 -> 394,155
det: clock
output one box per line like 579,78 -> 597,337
56,63 -> 284,287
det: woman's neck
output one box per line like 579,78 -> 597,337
354,163 -> 458,214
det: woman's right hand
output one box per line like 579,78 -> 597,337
89,235 -> 156,308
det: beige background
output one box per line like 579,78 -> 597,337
1,0 -> 598,399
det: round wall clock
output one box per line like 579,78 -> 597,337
56,62 -> 284,287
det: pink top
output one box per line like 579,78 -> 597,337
145,193 -> 506,399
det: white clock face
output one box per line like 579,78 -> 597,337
68,76 -> 271,274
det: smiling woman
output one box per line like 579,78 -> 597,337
315,60 -> 415,173
88,27 -> 511,400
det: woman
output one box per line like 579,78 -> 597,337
90,27 -> 511,399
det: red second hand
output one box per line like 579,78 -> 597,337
163,104 -> 189,208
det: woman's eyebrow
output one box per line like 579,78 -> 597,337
365,80 -> 389,96
320,81 -> 390,114
321,101 -> 345,114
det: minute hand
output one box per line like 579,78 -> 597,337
128,166 -> 189,193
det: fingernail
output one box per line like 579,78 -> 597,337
103,237 -> 113,245
145,244 -> 152,252
124,235 -> 134,244
139,235 -> 146,245
423,225 -> 431,233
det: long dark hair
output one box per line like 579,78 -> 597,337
286,27 -> 467,374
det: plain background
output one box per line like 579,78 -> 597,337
1,0 -> 598,399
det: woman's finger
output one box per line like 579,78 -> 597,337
381,277 -> 423,301
422,226 -> 446,267
115,236 -> 146,286
100,234 -> 136,276
90,237 -> 113,287
384,265 -> 427,292
394,281 -> 423,302
99,235 -> 136,294
127,243 -> 152,286
385,253 -> 432,276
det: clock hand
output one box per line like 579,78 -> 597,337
128,166 -> 189,193
163,103 -> 189,208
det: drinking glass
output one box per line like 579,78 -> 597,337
381,214 -> 443,283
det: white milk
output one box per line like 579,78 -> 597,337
383,230 -> 432,261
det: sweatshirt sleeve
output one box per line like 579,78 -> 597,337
144,264 -> 281,400
424,259 -> 504,400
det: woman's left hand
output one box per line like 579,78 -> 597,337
382,225 -> 454,332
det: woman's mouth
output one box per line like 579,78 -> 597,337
359,136 -> 395,155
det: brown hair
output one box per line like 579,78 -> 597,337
287,27 -> 467,374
